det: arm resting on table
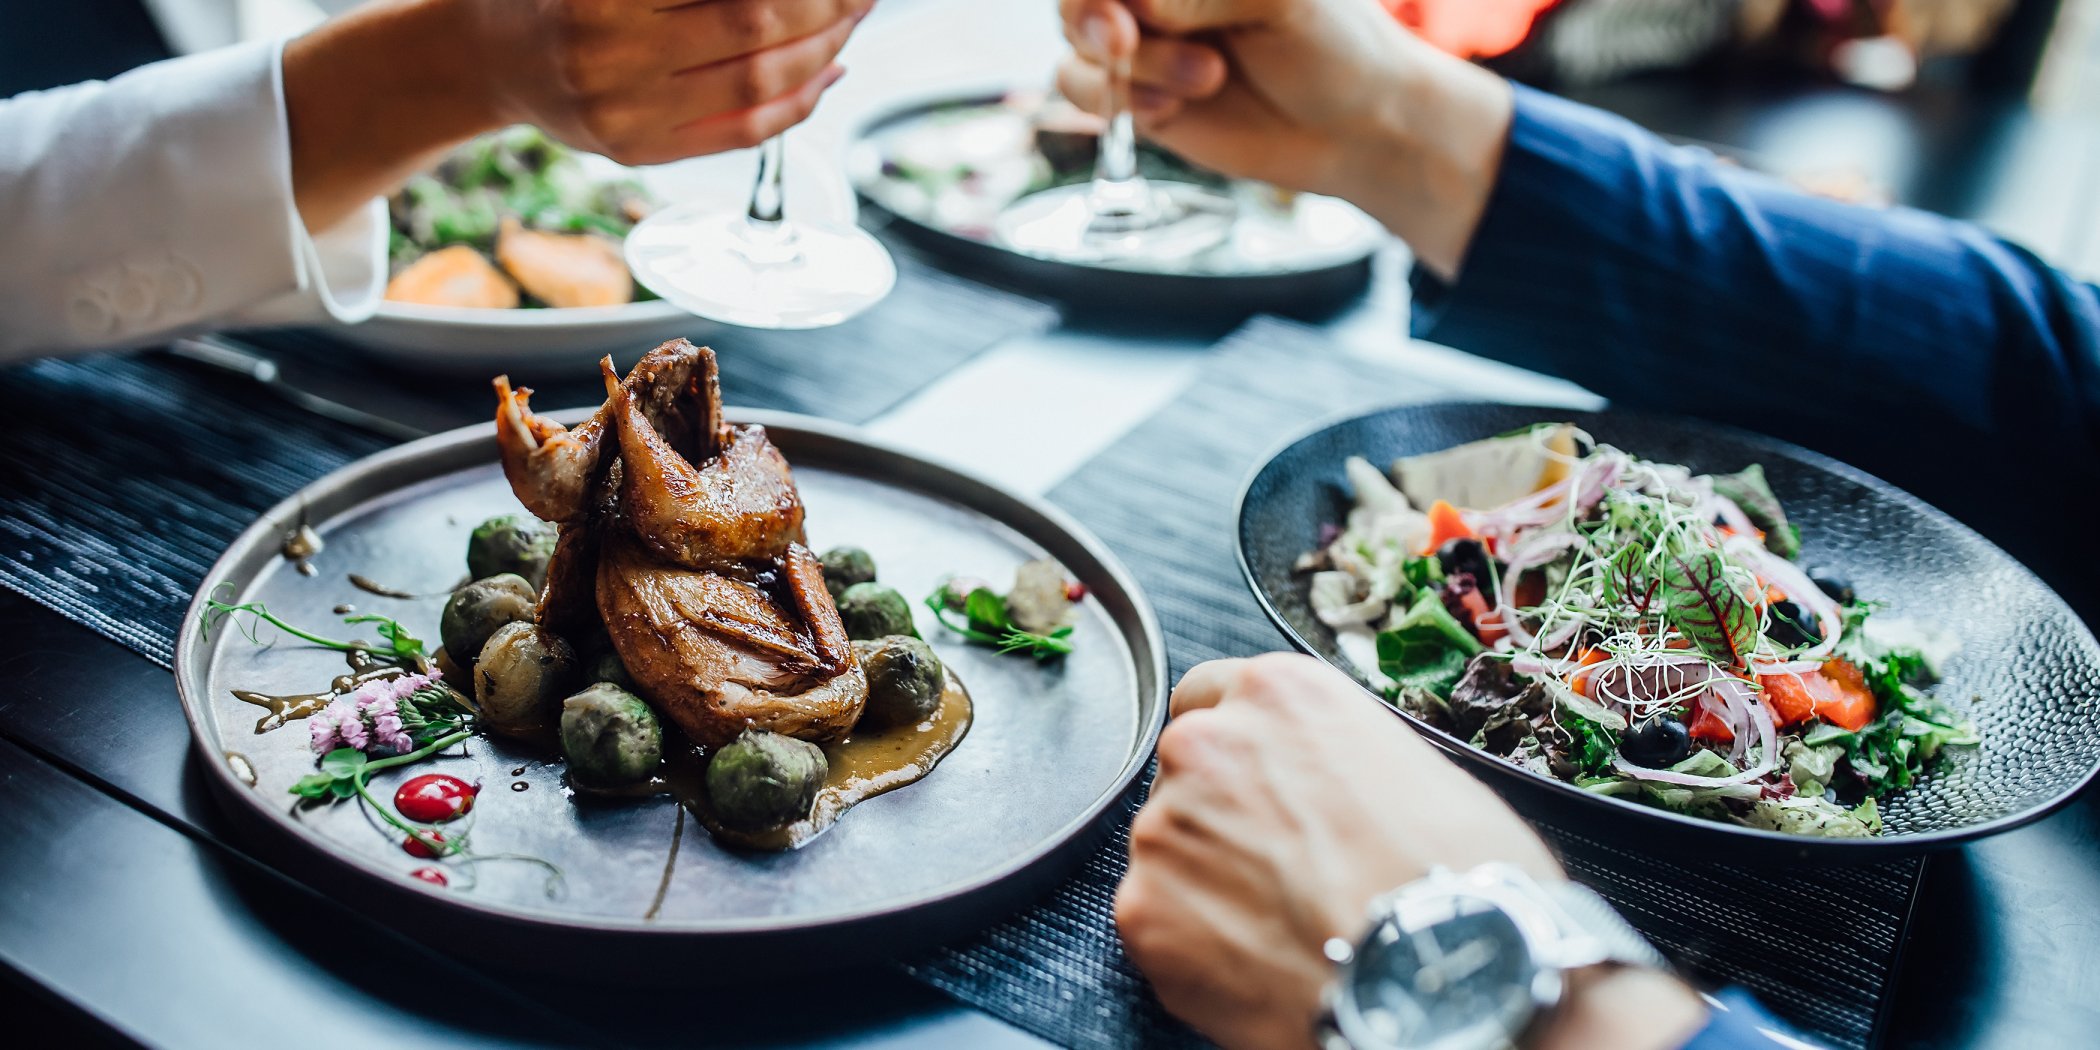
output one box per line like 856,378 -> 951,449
1412,84 -> 2100,607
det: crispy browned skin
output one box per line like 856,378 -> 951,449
605,355 -> 805,569
499,339 -> 865,747
494,339 -> 708,523
597,527 -> 865,748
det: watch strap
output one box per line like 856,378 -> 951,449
1539,880 -> 1667,972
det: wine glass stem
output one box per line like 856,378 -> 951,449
739,134 -> 800,263
1087,53 -> 1152,220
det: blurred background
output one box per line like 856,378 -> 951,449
6,0 -> 2095,279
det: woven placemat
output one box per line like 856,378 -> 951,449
901,315 -> 1918,1050
0,250 -> 1053,668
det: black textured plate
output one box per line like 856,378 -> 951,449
1236,403 -> 2100,861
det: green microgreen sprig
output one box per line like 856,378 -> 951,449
924,582 -> 1074,661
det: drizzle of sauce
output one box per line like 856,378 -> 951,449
281,522 -> 323,577
644,807 -> 686,922
511,781 -> 530,792
332,603 -> 357,616
347,573 -> 461,600
232,650 -> 409,734
224,751 -> 258,788
692,673 -> 975,852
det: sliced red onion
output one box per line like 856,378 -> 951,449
1710,494 -> 1758,541
1495,531 -> 1583,648
1725,537 -> 1841,664
1611,756 -> 1774,787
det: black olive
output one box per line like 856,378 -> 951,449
1619,716 -> 1692,768
1809,572 -> 1855,606
1437,538 -> 1493,586
1766,599 -> 1822,648
1825,768 -> 1869,808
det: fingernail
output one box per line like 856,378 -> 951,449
1083,14 -> 1112,57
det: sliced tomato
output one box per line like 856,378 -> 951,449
1421,499 -> 1476,556
1813,660 -> 1880,731
1455,588 -> 1508,645
1568,648 -> 1609,698
1757,662 -> 1878,731
1688,700 -> 1735,744
1513,571 -> 1547,609
1759,673 -> 1818,725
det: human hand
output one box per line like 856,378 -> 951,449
286,0 -> 870,230
1053,0 -> 1513,277
460,0 -> 873,164
1117,653 -> 1704,1050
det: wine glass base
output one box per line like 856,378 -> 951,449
994,181 -> 1236,267
625,204 -> 898,330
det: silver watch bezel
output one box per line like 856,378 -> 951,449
1316,864 -> 1651,1050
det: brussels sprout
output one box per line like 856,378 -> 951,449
440,574 -> 537,666
853,636 -> 946,729
707,729 -> 827,832
818,546 -> 877,599
837,582 -> 916,641
474,621 -> 578,735
560,683 -> 661,786
467,514 -> 557,588
589,650 -> 636,691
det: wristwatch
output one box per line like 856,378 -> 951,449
1314,863 -> 1665,1050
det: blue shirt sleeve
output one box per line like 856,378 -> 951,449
1678,987 -> 1812,1050
1411,84 -> 2100,614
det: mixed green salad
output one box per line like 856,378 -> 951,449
385,126 -> 652,309
1300,425 -> 1978,837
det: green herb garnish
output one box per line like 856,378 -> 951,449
924,582 -> 1074,661
203,584 -> 428,662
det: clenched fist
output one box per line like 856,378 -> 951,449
1118,653 -> 1703,1050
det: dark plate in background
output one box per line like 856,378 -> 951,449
849,88 -> 1384,320
1236,402 -> 2100,861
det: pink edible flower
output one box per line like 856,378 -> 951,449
308,673 -> 443,756
366,696 -> 415,754
310,709 -> 344,754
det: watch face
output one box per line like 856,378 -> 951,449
1338,896 -> 1544,1050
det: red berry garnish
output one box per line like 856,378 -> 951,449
395,774 -> 476,823
402,830 -> 446,858
410,867 -> 448,887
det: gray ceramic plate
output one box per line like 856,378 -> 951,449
1237,403 -> 2100,861
176,409 -> 1165,974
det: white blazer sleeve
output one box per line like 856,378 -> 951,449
0,38 -> 387,361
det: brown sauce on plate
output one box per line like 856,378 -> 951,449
232,650 -> 410,734
692,674 -> 975,851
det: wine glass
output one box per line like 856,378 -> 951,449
993,44 -> 1234,265
624,133 -> 897,330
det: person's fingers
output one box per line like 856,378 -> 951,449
654,0 -> 871,74
651,63 -> 843,161
1169,658 -> 1248,718
1057,55 -> 1189,121
1130,36 -> 1228,98
667,14 -> 856,119
1126,0 -> 1279,34
1063,0 -> 1139,64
